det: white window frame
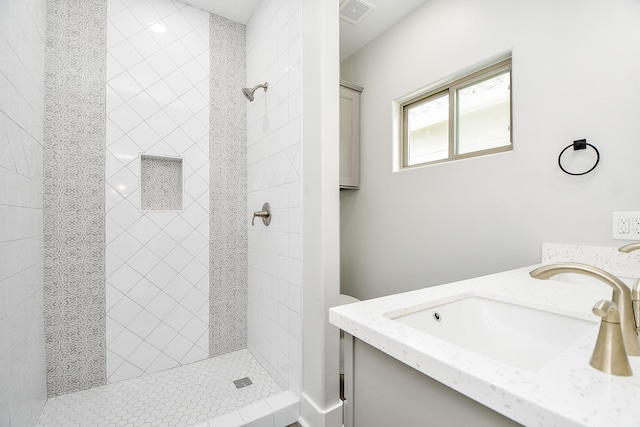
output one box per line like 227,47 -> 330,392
400,58 -> 512,169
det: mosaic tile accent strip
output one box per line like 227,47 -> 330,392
43,0 -> 107,397
140,155 -> 184,211
105,0 -> 210,383
209,14 -> 248,356
0,0 -> 48,424
36,350 -> 282,427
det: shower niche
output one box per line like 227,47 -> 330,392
139,154 -> 184,212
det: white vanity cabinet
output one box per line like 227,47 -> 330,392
340,81 -> 363,189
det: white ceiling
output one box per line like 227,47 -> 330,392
178,0 -> 259,24
178,0 -> 427,62
339,0 -> 427,61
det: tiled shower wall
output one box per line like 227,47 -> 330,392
43,0 -> 107,397
0,0 -> 48,424
42,0 -> 249,394
246,0 -> 303,393
209,15 -> 248,356
105,0 -> 211,383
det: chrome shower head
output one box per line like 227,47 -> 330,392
242,82 -> 268,102
242,87 -> 253,101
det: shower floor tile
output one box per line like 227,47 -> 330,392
36,350 -> 282,427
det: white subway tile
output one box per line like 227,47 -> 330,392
109,360 -> 144,383
106,313 -> 125,344
145,352 -> 177,374
108,262 -> 144,295
111,39 -> 144,70
180,344 -> 207,365
128,246 -> 162,276
288,286 -> 301,317
164,10 -> 192,38
129,29 -> 162,59
127,279 -> 161,308
106,350 -> 125,379
145,319 -> 178,348
128,340 -> 162,370
288,207 -> 301,234
163,332 -> 193,361
288,335 -> 301,368
109,326 -> 144,359
109,8 -> 142,39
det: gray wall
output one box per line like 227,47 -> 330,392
0,0 -> 48,425
340,0 -> 640,300
43,0 -> 107,396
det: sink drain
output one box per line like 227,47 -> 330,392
432,311 -> 442,322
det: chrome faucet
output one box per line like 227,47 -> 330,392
529,262 -> 640,356
619,243 -> 640,337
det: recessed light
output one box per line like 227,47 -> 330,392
149,23 -> 166,33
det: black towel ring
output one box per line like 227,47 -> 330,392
558,139 -> 600,176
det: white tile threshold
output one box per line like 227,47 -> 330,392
36,349 -> 299,427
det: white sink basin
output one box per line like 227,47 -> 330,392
390,296 -> 597,370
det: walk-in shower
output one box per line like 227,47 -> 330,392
27,0 -> 301,425
242,82 -> 268,101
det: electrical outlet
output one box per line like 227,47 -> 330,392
619,217 -> 630,234
613,212 -> 640,240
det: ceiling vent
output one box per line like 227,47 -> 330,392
339,0 -> 375,25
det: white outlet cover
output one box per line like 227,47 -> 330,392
613,212 -> 640,240
619,217 -> 630,234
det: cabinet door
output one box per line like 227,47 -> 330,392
349,338 -> 520,427
340,86 -> 360,189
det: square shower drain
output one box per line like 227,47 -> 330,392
233,377 -> 253,389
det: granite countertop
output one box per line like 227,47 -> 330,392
330,263 -> 640,426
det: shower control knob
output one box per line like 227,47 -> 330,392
252,203 -> 271,226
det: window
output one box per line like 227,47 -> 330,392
401,58 -> 512,168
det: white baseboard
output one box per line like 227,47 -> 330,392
298,393 -> 342,427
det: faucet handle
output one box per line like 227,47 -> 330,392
590,300 -> 633,376
592,300 -> 619,322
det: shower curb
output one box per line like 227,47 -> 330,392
201,390 -> 299,427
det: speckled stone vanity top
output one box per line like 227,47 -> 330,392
330,244 -> 640,427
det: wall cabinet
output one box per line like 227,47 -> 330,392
340,81 -> 363,189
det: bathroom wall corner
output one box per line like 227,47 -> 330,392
300,0 -> 342,425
